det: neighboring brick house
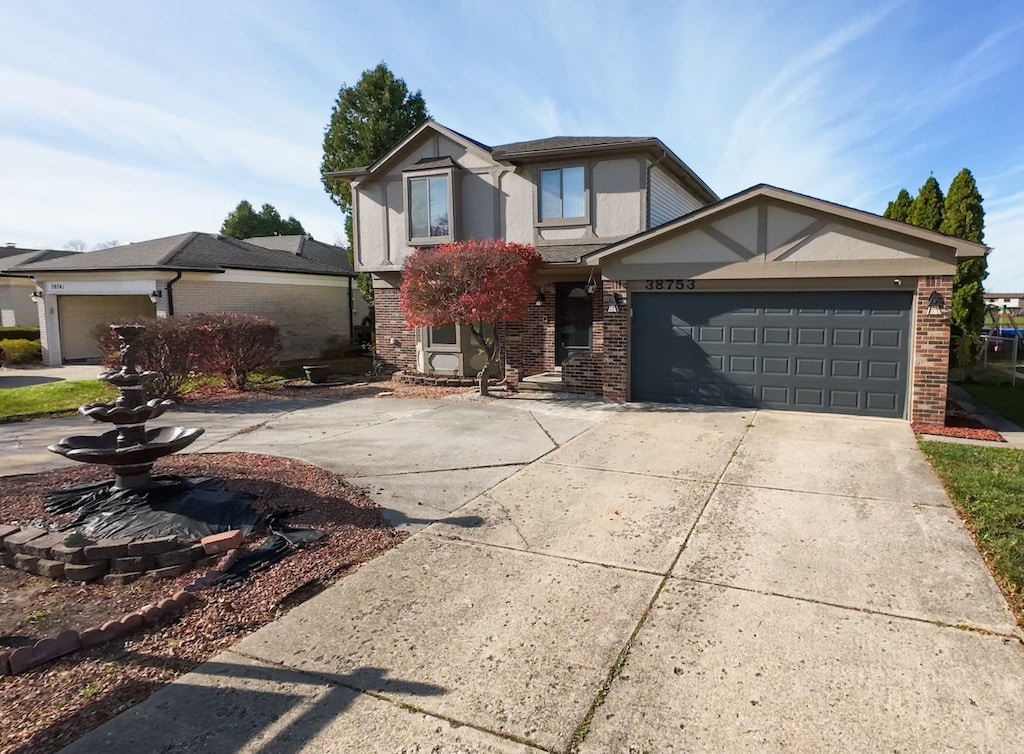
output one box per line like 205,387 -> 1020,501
332,120 -> 988,423
10,233 -> 359,364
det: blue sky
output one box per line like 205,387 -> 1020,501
2,0 -> 1022,289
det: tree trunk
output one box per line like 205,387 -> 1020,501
469,320 -> 499,397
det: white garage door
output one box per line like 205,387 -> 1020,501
57,295 -> 156,362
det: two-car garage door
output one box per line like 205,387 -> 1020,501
631,291 -> 913,418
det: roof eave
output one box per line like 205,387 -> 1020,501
496,139 -> 661,161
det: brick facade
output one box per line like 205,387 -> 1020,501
375,271 -> 955,425
373,287 -> 417,373
910,275 -> 954,425
173,280 -> 352,361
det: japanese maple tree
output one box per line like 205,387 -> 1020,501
400,239 -> 541,395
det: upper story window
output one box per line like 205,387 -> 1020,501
539,166 -> 586,222
409,175 -> 450,242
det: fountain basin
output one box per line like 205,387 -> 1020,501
49,426 -> 205,467
99,370 -> 158,388
80,397 -> 175,425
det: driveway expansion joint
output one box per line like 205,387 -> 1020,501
677,576 -> 1022,640
567,410 -> 759,753
715,479 -> 955,509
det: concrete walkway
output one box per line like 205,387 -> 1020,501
0,364 -> 102,388
8,396 -> 1020,752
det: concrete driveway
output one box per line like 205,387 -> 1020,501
39,397 -> 1024,753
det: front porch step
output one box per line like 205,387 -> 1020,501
519,372 -> 566,392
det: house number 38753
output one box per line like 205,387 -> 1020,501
644,279 -> 695,290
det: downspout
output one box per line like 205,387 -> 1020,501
348,274 -> 354,343
165,271 -> 182,316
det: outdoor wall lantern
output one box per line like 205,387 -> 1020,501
148,289 -> 163,304
585,271 -> 598,295
534,289 -> 546,306
607,292 -> 626,314
927,290 -> 946,316
29,287 -> 43,303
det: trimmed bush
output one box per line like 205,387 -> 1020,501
195,312 -> 282,389
0,326 -> 41,341
0,338 -> 42,364
93,317 -> 202,399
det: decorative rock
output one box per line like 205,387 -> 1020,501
13,553 -> 39,573
83,538 -> 133,560
102,571 -> 143,586
150,562 -> 192,579
156,543 -> 205,567
22,532 -> 65,558
33,559 -> 65,579
201,530 -> 243,555
4,527 -> 47,554
64,561 -> 108,583
49,543 -> 89,565
127,536 -> 179,556
0,524 -> 20,543
0,551 -> 14,568
215,548 -> 239,572
110,555 -> 156,573
8,646 -> 36,675
32,631 -> 81,666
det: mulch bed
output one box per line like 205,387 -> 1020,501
0,453 -> 407,754
912,400 -> 1006,442
178,378 -> 474,405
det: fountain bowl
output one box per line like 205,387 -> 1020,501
49,426 -> 205,467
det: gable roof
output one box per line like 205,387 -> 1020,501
243,235 -> 355,274
324,119 -> 718,203
11,233 -> 354,277
584,184 -> 990,263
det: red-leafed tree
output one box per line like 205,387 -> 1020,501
400,239 -> 541,395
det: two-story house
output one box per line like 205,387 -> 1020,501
330,120 -> 988,425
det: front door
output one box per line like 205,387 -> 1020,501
555,282 -> 594,365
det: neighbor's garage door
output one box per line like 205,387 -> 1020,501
57,295 -> 156,362
631,291 -> 912,418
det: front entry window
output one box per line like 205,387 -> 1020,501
555,282 -> 593,365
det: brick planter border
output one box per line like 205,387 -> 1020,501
0,538 -> 244,676
394,370 -> 506,389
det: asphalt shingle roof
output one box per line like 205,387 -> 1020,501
245,236 -> 354,274
12,233 -> 353,277
0,248 -> 79,274
492,136 -> 653,158
536,244 -> 609,264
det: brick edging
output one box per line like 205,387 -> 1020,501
0,533 -> 243,676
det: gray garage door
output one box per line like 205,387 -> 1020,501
631,291 -> 913,418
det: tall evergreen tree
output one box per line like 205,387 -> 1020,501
883,188 -> 913,222
941,168 -> 987,337
221,200 -> 304,240
321,63 -> 428,308
908,176 -> 944,231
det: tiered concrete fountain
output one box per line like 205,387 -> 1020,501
49,325 -> 204,487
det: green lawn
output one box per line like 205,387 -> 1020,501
919,441 -> 1024,624
0,380 -> 114,422
961,381 -> 1024,428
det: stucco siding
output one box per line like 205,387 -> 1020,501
172,280 -> 351,360
0,279 -> 40,327
649,165 -> 703,227
593,158 -> 644,237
